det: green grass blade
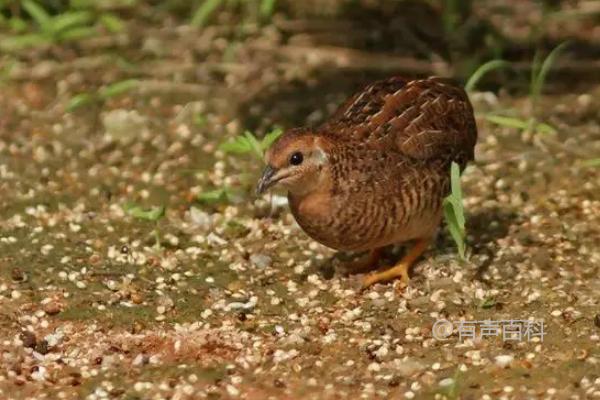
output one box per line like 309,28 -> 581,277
193,113 -> 207,128
534,121 -> 557,135
465,59 -> 509,92
22,0 -> 51,30
8,17 -> 29,33
66,93 -> 97,112
219,137 -> 252,154
531,42 -> 569,107
260,0 -> 277,18
191,0 -> 222,27
198,188 -> 229,204
581,158 -> 600,167
98,79 -> 139,99
57,26 -> 96,41
243,131 -> 264,160
443,161 -> 467,260
443,199 -> 465,260
69,0 -> 96,8
0,34 -> 49,51
50,11 -> 92,35
530,50 -> 541,99
485,114 -> 529,130
448,197 -> 465,233
123,203 -> 165,221
261,127 -> 283,150
449,162 -> 463,208
99,13 -> 125,33
480,297 -> 496,309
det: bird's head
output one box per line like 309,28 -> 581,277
257,128 -> 331,196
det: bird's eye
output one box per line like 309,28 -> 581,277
289,152 -> 303,166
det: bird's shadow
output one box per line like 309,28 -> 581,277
465,207 -> 519,281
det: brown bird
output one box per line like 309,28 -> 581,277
256,76 -> 477,289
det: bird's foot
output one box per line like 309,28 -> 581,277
361,262 -> 410,290
359,237 -> 431,291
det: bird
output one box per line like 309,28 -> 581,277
256,76 -> 477,289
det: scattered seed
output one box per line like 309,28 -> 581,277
20,331 -> 37,348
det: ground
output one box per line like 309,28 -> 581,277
0,1 -> 599,399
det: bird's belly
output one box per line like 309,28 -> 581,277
289,190 -> 443,252
330,206 -> 442,252
373,209 -> 443,248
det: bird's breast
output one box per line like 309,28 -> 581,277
287,163 -> 448,252
288,191 -> 342,248
288,189 -> 396,251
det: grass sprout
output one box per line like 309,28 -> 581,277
219,127 -> 283,162
191,0 -> 278,27
123,203 -> 166,250
480,297 -> 497,309
259,0 -> 277,19
485,43 -> 568,136
485,114 -> 556,135
530,41 -> 569,112
217,127 -> 283,204
581,158 -> 600,168
465,59 -> 509,92
0,0 -> 126,51
193,113 -> 208,128
191,0 -> 221,27
197,188 -> 231,205
67,79 -> 139,112
443,162 -> 466,260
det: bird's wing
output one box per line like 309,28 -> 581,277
320,76 -> 477,165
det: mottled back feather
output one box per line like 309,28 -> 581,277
319,76 -> 477,168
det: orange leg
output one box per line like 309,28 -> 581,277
343,248 -> 382,273
361,238 -> 431,290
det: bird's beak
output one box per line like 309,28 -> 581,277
256,165 -> 277,195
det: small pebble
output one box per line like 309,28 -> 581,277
43,301 -> 62,315
439,378 -> 454,387
495,355 -> 514,368
250,253 -> 272,269
20,331 -> 36,348
226,385 -> 239,397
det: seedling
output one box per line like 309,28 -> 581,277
443,162 -> 466,260
197,188 -> 231,205
480,297 -> 497,309
217,128 -> 282,204
0,0 -> 125,51
193,113 -> 208,128
123,203 -> 166,251
464,59 -> 509,93
219,128 -> 283,162
485,42 -> 569,136
581,158 -> 600,168
485,114 -> 556,135
191,0 -> 278,27
191,0 -> 221,27
259,0 -> 277,19
67,79 -> 139,112
529,41 -> 569,114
